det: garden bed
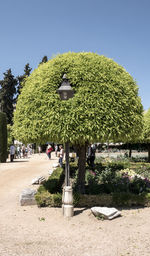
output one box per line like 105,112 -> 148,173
35,157 -> 150,208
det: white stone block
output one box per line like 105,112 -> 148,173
38,177 -> 46,184
53,163 -> 59,168
20,188 -> 37,206
48,169 -> 53,175
91,207 -> 121,220
31,176 -> 45,185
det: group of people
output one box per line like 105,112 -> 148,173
46,143 -> 96,169
17,145 -> 32,158
46,144 -> 64,167
9,144 -> 33,162
10,142 -> 96,168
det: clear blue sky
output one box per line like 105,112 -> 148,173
0,0 -> 149,110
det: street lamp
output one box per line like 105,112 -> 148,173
57,74 -> 74,217
57,74 -> 74,101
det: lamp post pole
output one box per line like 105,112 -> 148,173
57,74 -> 74,217
65,141 -> 70,186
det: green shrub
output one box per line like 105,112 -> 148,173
0,112 -> 7,162
41,167 -> 65,194
35,190 -> 80,207
69,161 -> 78,178
52,193 -> 62,206
107,160 -> 130,171
35,167 -> 65,206
35,191 -> 150,208
112,192 -> 150,207
73,192 -> 81,206
95,157 -> 130,168
7,124 -> 14,150
35,192 -> 62,207
131,163 -> 150,180
75,192 -> 150,207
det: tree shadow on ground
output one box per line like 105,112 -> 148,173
74,207 -> 88,216
7,160 -> 29,163
74,205 -> 146,218
118,205 -> 146,211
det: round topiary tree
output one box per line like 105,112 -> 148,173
13,52 -> 143,192
143,108 -> 150,162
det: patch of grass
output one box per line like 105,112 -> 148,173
38,217 -> 45,221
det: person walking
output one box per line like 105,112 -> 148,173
54,144 -> 58,156
87,144 -> 96,169
17,145 -> 21,158
38,145 -> 42,155
10,144 -> 16,162
46,144 -> 53,159
22,145 -> 26,158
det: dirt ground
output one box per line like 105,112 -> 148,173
0,153 -> 150,256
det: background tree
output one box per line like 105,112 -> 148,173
7,124 -> 14,149
39,55 -> 48,65
17,63 -> 32,97
0,69 -> 17,125
0,112 -> 7,162
143,109 -> 150,162
13,52 -> 143,192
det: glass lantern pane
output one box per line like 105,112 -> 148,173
63,91 -> 68,100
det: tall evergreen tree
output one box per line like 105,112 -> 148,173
39,55 -> 48,65
24,63 -> 32,76
0,69 -> 17,124
17,63 -> 32,97
0,69 -> 17,125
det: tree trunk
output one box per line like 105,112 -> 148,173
128,144 -> 132,158
129,148 -> 132,158
76,144 -> 87,194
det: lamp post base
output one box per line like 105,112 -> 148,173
62,186 -> 74,217
63,204 -> 74,217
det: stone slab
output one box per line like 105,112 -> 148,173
20,188 -> 37,206
52,163 -> 59,168
48,169 -> 53,175
31,176 -> 46,185
91,206 -> 121,220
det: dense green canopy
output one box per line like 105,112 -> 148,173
0,69 -> 17,125
143,108 -> 150,162
0,112 -> 7,162
143,109 -> 150,141
13,52 -> 143,145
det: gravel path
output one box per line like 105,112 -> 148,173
0,153 -> 150,256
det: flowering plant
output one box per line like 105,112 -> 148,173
86,166 -> 150,194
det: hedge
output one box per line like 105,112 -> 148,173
35,191 -> 150,208
0,112 -> 7,162
35,167 -> 65,206
76,192 -> 150,207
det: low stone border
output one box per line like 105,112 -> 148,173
20,188 -> 37,206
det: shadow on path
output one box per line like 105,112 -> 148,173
7,160 -> 29,163
74,207 -> 88,216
